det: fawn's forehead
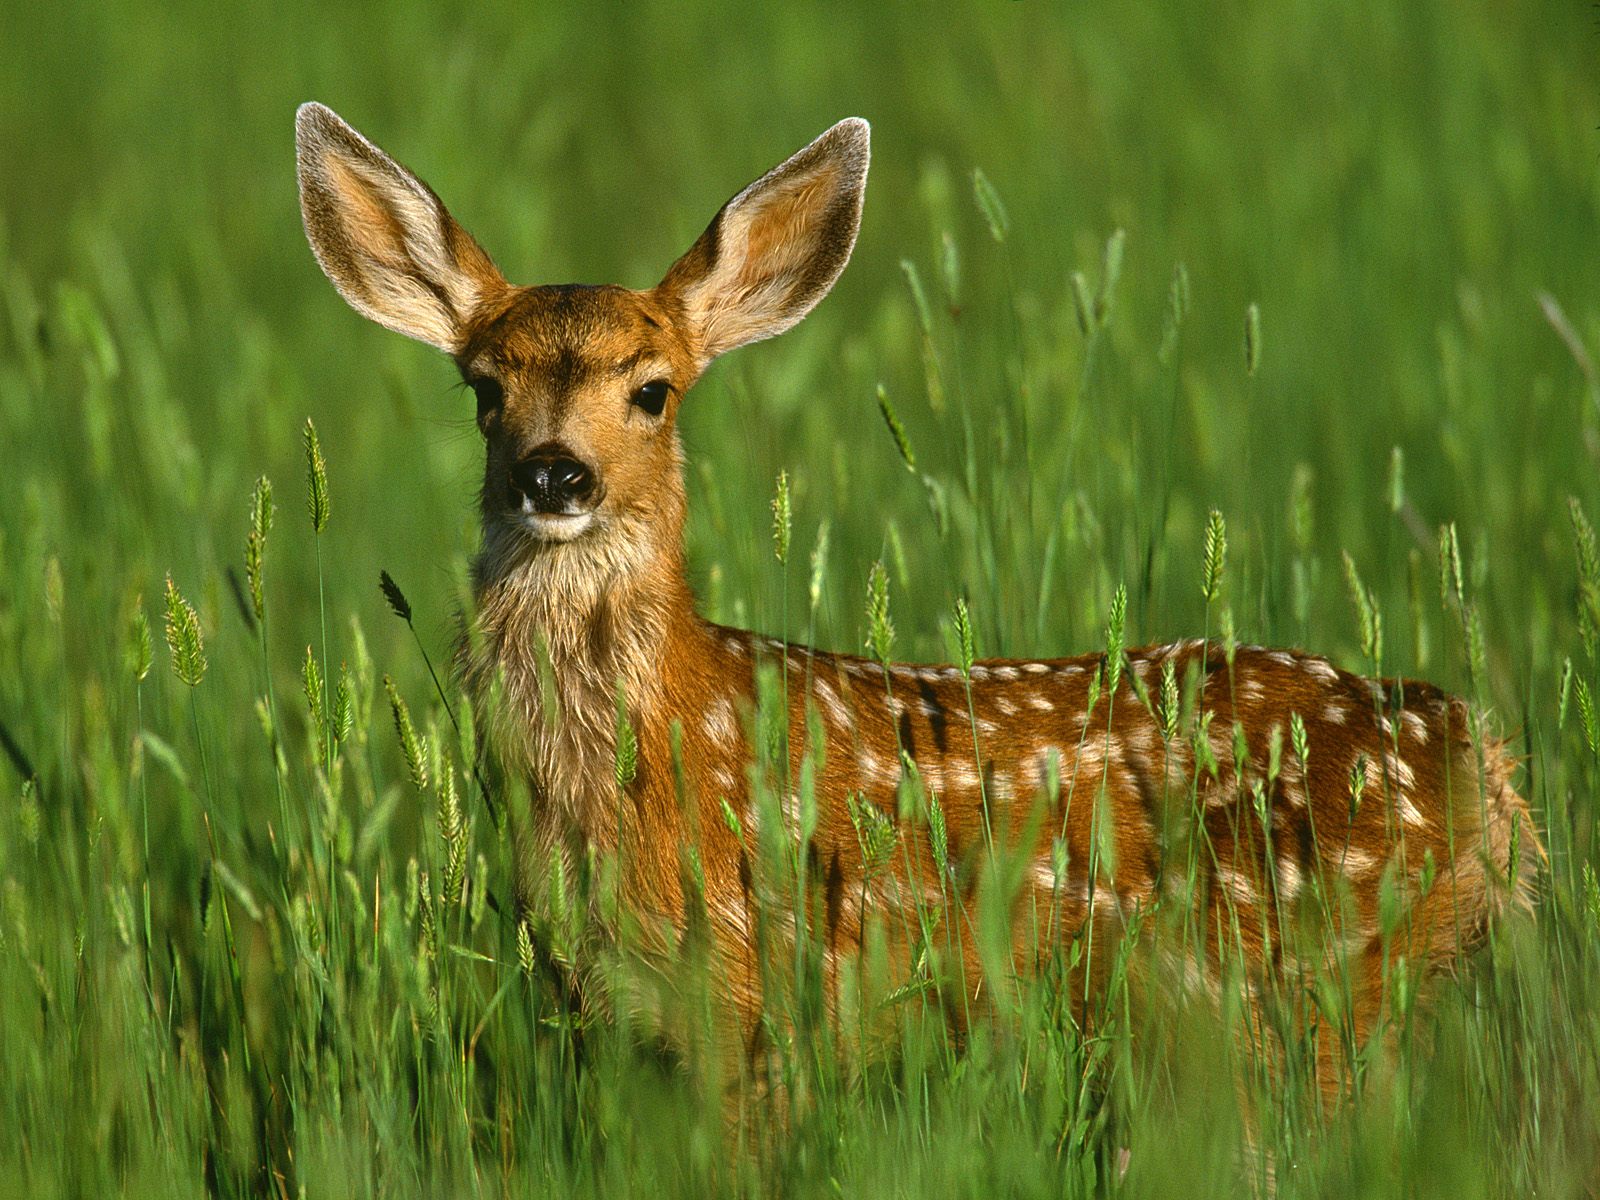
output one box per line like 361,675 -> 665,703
460,284 -> 682,387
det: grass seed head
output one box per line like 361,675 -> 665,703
162,575 -> 207,688
1096,228 -> 1125,327
720,797 -> 744,844
1070,271 -> 1094,337
847,792 -> 896,875
954,596 -> 975,678
1202,509 -> 1227,604
1343,551 -> 1383,667
971,168 -> 1008,243
1105,583 -> 1127,693
379,570 -> 412,624
125,598 -> 152,684
877,385 -> 917,473
928,790 -> 949,880
1349,753 -> 1369,820
303,418 -> 330,534
302,647 -> 325,738
614,683 -> 638,789
1557,657 -> 1574,729
1439,522 -> 1464,608
808,519 -> 831,615
332,665 -> 353,749
1159,659 -> 1180,742
866,560 -> 894,666
516,918 -> 536,977
940,231 -> 961,307
901,258 -> 933,336
1158,261 -> 1189,362
245,476 -> 273,623
384,675 -> 427,791
771,469 -> 791,565
1244,302 -> 1262,375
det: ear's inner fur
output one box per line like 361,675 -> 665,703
294,102 -> 506,352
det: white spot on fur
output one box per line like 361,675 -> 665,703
1402,709 -> 1429,744
1341,847 -> 1378,875
950,760 -> 980,790
1305,658 -> 1339,682
997,695 -> 1018,717
860,747 -> 892,781
1276,856 -> 1303,902
814,678 -> 849,728
1122,724 -> 1155,765
1028,693 -> 1054,713
704,697 -> 737,746
1266,649 -> 1296,668
1322,701 -> 1348,725
1030,859 -> 1060,892
1384,750 -> 1417,791
1216,866 -> 1256,905
1023,662 -> 1051,675
1103,734 -> 1124,768
1076,739 -> 1105,776
1207,723 -> 1233,767
710,894 -> 751,940
993,664 -> 1021,681
725,636 -> 746,656
1238,676 -> 1266,703
1393,789 -> 1426,830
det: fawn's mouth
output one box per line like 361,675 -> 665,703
512,501 -> 597,543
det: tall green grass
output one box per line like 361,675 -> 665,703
2,2 -> 1599,1195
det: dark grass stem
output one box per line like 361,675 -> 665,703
380,569 -> 500,827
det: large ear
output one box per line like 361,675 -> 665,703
659,119 -> 869,363
295,102 -> 507,353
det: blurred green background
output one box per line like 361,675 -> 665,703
3,1 -> 1595,671
2,2 -> 1598,1196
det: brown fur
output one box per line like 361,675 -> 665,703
295,103 -> 1540,1099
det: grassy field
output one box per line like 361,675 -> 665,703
3,2 -> 1600,1195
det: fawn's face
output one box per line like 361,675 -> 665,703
295,104 -> 869,551
458,284 -> 698,544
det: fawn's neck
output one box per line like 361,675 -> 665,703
468,496 -> 707,846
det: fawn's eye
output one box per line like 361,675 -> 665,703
631,379 -> 670,417
471,377 -> 504,422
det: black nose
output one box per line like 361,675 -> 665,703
508,448 -> 596,513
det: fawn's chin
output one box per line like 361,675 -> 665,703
512,509 -> 598,543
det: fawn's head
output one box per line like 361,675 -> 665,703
295,104 -> 868,558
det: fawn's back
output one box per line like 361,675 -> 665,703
294,103 -> 1538,1087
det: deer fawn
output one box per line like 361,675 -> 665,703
295,103 -> 1538,1094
